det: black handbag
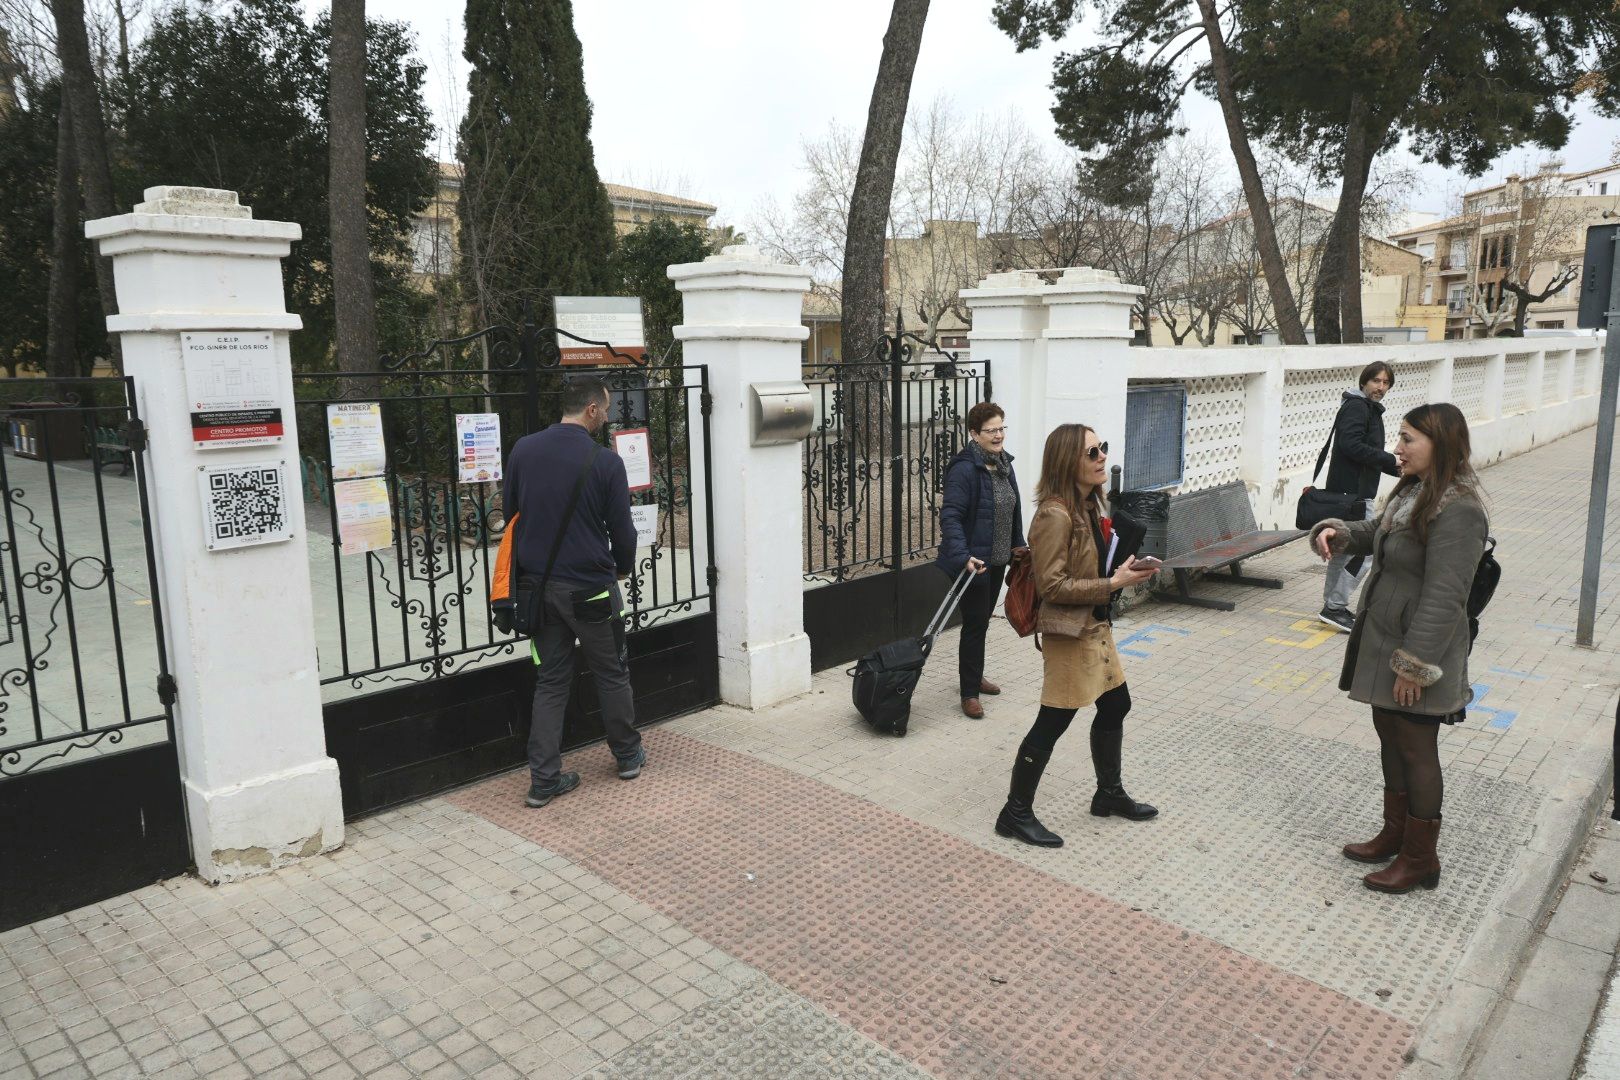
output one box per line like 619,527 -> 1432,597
1295,417 -> 1367,530
1466,536 -> 1501,648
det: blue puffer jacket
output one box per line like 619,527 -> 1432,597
936,446 -> 1026,575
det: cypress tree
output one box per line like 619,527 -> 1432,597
458,0 -> 617,329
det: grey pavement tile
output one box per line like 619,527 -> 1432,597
1544,880 -> 1620,953
1469,1000 -> 1590,1080
1510,936 -> 1612,1020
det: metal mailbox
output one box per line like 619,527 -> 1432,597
749,381 -> 814,446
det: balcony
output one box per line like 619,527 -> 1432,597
1446,299 -> 1471,314
1438,256 -> 1470,274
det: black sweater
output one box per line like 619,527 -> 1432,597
503,423 -> 636,589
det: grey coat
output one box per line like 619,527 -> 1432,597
1309,482 -> 1488,715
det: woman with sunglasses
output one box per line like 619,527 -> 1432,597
938,402 -> 1027,719
995,424 -> 1159,848
1310,403 -> 1487,893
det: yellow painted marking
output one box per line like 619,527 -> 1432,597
1253,664 -> 1333,693
1263,608 -> 1318,619
1265,617 -> 1338,650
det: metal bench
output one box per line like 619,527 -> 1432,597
91,425 -> 132,476
1146,481 -> 1305,611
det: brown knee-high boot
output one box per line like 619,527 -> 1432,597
1343,790 -> 1408,863
1363,815 -> 1441,893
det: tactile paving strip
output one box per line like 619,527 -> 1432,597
686,699 -> 1542,1023
450,729 -> 1416,1078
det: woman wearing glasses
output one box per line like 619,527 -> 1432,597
938,402 -> 1026,719
995,424 -> 1159,848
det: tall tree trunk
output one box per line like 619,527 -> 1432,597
842,0 -> 929,367
1193,0 -> 1306,345
111,0 -> 132,84
328,0 -> 378,371
48,0 -> 119,367
46,85 -> 81,382
1336,99 -> 1381,344
1312,209 -> 1349,344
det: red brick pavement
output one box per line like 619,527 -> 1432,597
449,729 -> 1413,1078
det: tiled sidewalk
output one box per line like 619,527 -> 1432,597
1,426 -> 1617,1079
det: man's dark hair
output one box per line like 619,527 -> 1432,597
1359,361 -> 1395,390
561,376 -> 610,416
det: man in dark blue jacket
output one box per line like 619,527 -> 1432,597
504,376 -> 642,807
1320,361 -> 1400,632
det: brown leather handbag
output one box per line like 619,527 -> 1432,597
1004,548 -> 1039,638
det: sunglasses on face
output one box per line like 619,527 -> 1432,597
1085,441 -> 1109,461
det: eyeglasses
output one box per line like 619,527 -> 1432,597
979,426 -> 1008,437
1085,441 -> 1110,461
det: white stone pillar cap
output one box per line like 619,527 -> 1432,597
667,244 -> 814,291
86,186 -> 301,248
1042,266 -> 1145,301
960,270 -> 1052,303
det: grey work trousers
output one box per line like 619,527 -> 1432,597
1322,498 -> 1376,611
527,580 -> 640,787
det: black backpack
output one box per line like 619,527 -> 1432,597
849,567 -> 974,736
1467,536 -> 1500,648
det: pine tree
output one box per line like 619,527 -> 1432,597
458,0 -> 617,329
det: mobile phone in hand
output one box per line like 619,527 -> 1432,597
1132,555 -> 1163,570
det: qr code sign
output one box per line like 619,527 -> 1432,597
197,461 -> 292,550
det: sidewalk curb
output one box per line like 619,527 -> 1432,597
1408,723 -> 1615,1078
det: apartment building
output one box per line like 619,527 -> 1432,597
1388,163 -> 1620,337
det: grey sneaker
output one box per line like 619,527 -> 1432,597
1319,607 -> 1355,633
616,747 -> 646,780
525,771 -> 580,807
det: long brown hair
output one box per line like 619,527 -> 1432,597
1035,423 -> 1106,520
1389,402 -> 1479,542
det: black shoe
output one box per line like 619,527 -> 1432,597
616,747 -> 646,780
1319,607 -> 1355,633
1090,787 -> 1158,820
1089,729 -> 1158,821
525,772 -> 580,807
994,747 -> 1064,847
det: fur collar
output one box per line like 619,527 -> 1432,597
1380,479 -> 1476,533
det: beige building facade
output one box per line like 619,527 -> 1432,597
1388,163 -> 1620,338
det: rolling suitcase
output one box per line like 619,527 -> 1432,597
848,566 -> 976,736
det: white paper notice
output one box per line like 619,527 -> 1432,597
326,402 -> 386,479
334,476 -> 394,555
613,427 -> 653,492
455,413 -> 503,484
630,504 -> 658,548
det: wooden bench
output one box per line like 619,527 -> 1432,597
1146,481 -> 1305,611
92,425 -> 132,476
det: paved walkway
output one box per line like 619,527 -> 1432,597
2,426 -> 1617,1079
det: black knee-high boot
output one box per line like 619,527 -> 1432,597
996,747 -> 1064,847
1089,729 -> 1158,820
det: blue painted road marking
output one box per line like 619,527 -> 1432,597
1116,624 -> 1191,658
1467,682 -> 1518,731
1487,666 -> 1547,682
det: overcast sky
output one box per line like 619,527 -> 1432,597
335,0 -> 1620,230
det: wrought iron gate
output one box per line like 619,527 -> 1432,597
0,378 -> 188,932
802,331 -> 991,669
295,321 -> 718,817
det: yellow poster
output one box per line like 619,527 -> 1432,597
334,476 -> 394,555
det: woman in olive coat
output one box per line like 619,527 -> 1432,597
1310,403 -> 1488,894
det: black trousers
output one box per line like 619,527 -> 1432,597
956,564 -> 1006,697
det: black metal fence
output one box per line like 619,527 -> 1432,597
0,376 -> 189,931
0,378 -> 173,774
290,326 -> 714,695
802,335 -> 991,583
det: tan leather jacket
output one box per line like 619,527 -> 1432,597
1029,498 -> 1112,638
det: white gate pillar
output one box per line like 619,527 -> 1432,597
960,271 -> 1052,512
87,186 -> 342,882
669,246 -> 814,709
1041,268 -> 1144,467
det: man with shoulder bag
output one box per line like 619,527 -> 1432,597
501,376 -> 643,808
1316,361 -> 1400,632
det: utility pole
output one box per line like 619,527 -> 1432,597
1576,222 -> 1619,648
